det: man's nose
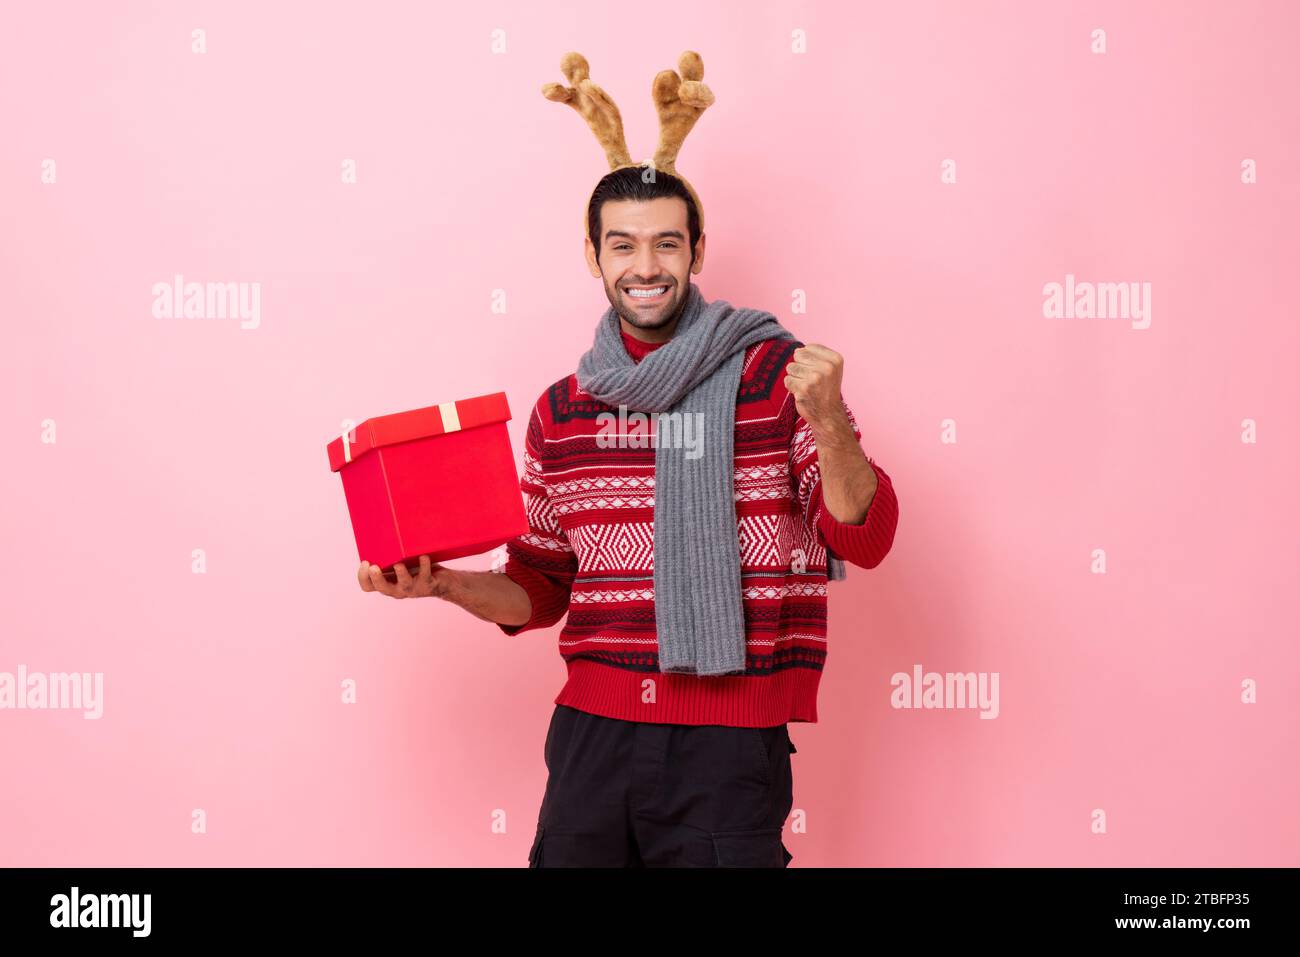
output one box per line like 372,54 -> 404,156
633,246 -> 662,281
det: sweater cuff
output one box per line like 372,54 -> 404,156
815,459 -> 898,570
495,561 -> 569,636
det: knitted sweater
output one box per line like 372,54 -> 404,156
498,327 -> 899,727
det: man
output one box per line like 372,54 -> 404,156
356,166 -> 899,867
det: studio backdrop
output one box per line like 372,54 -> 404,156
1,0 -> 1296,866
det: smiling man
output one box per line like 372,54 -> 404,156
359,166 -> 899,867
356,52 -> 899,868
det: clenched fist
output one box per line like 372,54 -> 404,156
784,343 -> 847,429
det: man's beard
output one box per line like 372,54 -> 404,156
603,275 -> 689,331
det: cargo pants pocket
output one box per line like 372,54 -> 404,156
709,826 -> 788,867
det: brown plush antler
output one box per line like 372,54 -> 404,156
541,52 -> 633,170
543,50 -> 713,233
651,51 -> 714,176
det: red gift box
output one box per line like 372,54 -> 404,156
326,392 -> 528,575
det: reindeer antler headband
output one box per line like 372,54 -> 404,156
542,50 -> 715,234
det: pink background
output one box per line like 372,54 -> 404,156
2,0 -> 1297,867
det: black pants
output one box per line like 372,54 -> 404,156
527,703 -> 796,867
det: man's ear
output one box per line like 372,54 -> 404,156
690,231 -> 706,274
585,234 -> 602,278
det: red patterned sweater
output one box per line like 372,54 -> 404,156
497,327 -> 899,727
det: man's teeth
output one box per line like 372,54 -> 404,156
627,286 -> 668,298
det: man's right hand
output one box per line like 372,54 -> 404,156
357,555 -> 452,600
354,552 -> 533,629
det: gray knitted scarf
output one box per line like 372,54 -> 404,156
576,281 -> 846,677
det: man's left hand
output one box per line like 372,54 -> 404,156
784,343 -> 848,430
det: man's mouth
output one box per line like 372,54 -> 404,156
624,284 -> 670,302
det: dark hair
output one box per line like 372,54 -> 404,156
587,166 -> 701,266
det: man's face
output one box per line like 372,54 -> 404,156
585,196 -> 706,338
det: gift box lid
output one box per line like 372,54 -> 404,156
326,391 -> 512,473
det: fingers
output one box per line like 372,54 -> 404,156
358,557 -> 443,598
420,554 -> 450,598
788,343 -> 845,389
415,554 -> 439,591
787,360 -> 836,382
363,561 -> 400,597
791,345 -> 842,367
794,343 -> 838,360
